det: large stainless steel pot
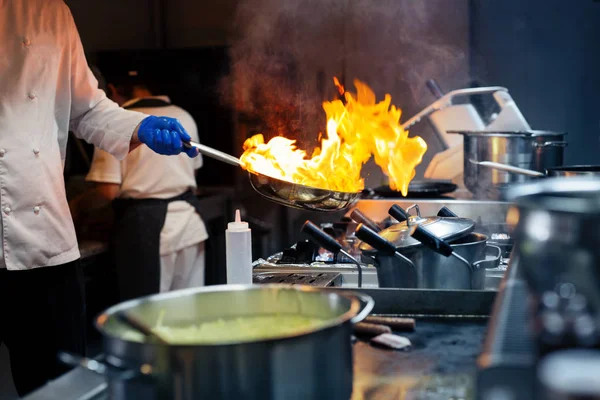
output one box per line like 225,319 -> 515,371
449,130 -> 567,197
362,233 -> 500,290
505,178 -> 600,338
62,284 -> 374,400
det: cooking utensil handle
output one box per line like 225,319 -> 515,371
437,206 -> 458,217
473,244 -> 503,269
301,221 -> 343,254
470,160 -> 546,178
350,209 -> 381,232
388,204 -> 409,222
115,312 -> 169,345
182,141 -> 241,167
355,224 -> 396,255
533,141 -> 568,148
411,226 -> 454,257
336,291 -> 375,324
57,351 -> 144,381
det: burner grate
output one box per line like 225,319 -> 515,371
253,272 -> 342,287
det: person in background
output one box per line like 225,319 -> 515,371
0,0 -> 198,396
70,72 -> 208,301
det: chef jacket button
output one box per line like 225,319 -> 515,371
4,207 -> 11,215
33,148 -> 40,155
22,38 -> 31,47
33,206 -> 41,214
0,149 -> 5,157
28,92 -> 36,100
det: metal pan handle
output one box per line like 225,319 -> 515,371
533,141 -> 568,148
333,291 -> 375,324
57,351 -> 150,381
469,159 -> 546,178
182,141 -> 241,167
473,244 -> 503,269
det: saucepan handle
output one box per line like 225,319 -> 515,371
301,221 -> 343,254
388,204 -> 410,222
57,351 -> 149,381
182,140 -> 242,167
533,141 -> 568,148
469,160 -> 546,178
335,291 -> 375,324
437,206 -> 458,217
472,244 -> 503,269
411,226 -> 454,257
355,224 -> 396,255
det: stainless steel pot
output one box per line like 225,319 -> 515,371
61,284 -> 374,400
449,130 -> 567,197
362,233 -> 500,290
505,178 -> 600,335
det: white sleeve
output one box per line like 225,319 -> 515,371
64,5 -> 146,161
85,147 -> 123,185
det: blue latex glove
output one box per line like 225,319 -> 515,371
137,116 -> 198,157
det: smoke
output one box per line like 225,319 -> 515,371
221,0 -> 470,170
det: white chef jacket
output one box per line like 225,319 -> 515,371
0,0 -> 147,270
85,96 -> 208,256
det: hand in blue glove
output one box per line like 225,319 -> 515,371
136,116 -> 198,157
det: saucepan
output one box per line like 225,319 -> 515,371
59,284 -> 374,400
182,140 -> 360,212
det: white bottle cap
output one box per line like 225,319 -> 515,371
227,209 -> 249,231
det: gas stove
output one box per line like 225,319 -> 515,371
254,198 -> 512,290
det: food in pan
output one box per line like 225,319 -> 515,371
121,311 -> 326,344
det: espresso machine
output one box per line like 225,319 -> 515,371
477,178 -> 600,399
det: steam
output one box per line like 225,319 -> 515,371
222,0 -> 470,178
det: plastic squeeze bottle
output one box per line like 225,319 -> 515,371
226,209 -> 253,284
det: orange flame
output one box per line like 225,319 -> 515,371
240,79 -> 427,196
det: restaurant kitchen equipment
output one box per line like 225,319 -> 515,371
401,84 -> 531,185
358,204 -> 501,290
477,177 -> 600,399
59,284 -> 374,400
182,140 -> 360,211
450,130 -> 567,198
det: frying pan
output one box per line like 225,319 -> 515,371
471,160 -> 600,178
182,140 -> 360,212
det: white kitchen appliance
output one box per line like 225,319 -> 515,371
402,86 -> 531,186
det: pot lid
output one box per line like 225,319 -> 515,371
447,130 -> 566,138
358,204 -> 475,252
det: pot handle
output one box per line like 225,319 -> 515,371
472,244 -> 503,269
57,351 -> 149,381
533,141 -> 568,148
469,159 -> 546,178
335,291 -> 375,324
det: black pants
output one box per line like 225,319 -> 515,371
0,260 -> 86,397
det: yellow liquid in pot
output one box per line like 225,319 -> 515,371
121,313 -> 326,344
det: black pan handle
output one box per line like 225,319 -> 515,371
411,226 -> 453,257
302,221 -> 343,254
355,224 -> 397,256
350,209 -> 381,232
388,204 -> 409,222
437,206 -> 458,218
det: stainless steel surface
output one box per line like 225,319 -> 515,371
185,140 -> 360,212
401,86 -> 508,130
505,177 -> 600,328
364,233 -> 496,290
93,284 -> 373,400
253,271 -> 343,286
451,130 -> 566,198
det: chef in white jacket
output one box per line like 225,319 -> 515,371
0,0 -> 199,396
71,73 -> 208,300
